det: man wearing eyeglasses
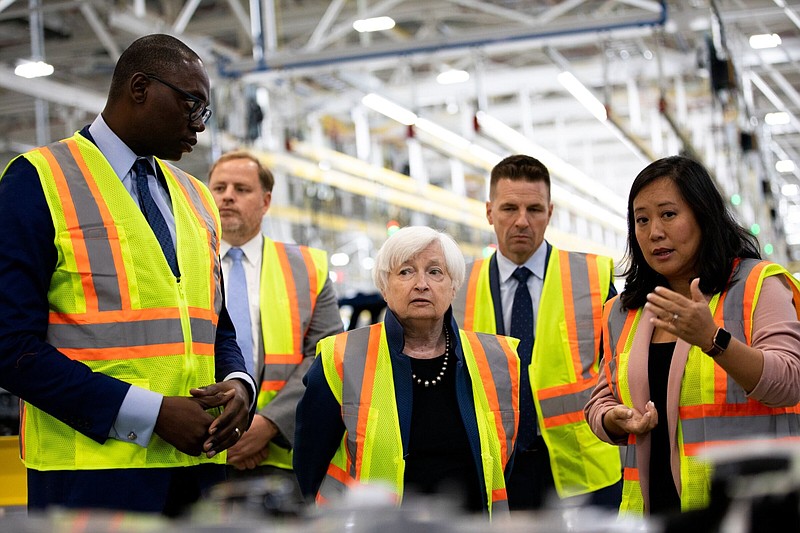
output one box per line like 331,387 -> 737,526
0,34 -> 255,516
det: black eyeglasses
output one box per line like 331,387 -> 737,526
146,73 -> 213,124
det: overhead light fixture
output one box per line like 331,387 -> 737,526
781,183 -> 799,197
557,71 -> 607,122
436,69 -> 470,85
362,93 -> 417,125
353,16 -> 395,33
330,252 -> 350,266
14,59 -> 54,79
776,160 -> 796,173
765,111 -> 790,125
749,33 -> 781,49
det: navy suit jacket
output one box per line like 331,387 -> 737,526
0,129 -> 246,510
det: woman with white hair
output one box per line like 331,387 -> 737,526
294,226 -> 520,519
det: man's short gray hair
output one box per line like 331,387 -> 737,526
372,226 -> 465,294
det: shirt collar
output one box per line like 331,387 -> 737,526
495,240 -> 548,284
88,114 -> 155,179
221,233 -> 263,265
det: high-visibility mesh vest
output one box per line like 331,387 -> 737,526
14,133 -> 224,470
452,249 -> 622,497
604,258 -> 800,515
316,324 -> 520,520
257,237 -> 328,470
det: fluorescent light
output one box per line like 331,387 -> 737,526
362,93 -> 417,125
777,160 -> 796,173
330,252 -> 350,266
14,60 -> 54,79
765,112 -> 790,125
361,257 -> 375,270
557,71 -> 607,122
749,33 -> 781,49
415,118 -> 471,150
436,69 -> 470,85
782,183 -> 799,196
353,16 -> 395,33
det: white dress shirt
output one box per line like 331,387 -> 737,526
495,241 -> 548,336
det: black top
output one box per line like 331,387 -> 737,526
404,350 -> 483,512
648,341 -> 681,515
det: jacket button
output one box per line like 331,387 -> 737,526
127,431 -> 137,441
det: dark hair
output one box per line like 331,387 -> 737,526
489,154 -> 550,200
209,150 -> 275,192
620,155 -> 760,310
108,34 -> 201,99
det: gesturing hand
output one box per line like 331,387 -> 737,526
645,279 -> 718,351
603,401 -> 658,439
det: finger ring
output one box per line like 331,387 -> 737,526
234,427 -> 241,438
671,313 -> 679,324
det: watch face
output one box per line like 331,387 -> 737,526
714,328 -> 732,351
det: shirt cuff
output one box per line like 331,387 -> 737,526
225,371 -> 258,409
110,386 -> 163,447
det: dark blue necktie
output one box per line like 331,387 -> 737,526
226,247 -> 255,378
133,158 -> 178,277
510,266 -> 538,450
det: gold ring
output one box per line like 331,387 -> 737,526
234,427 -> 241,438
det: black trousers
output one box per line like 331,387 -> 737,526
27,464 -> 226,517
507,441 -> 622,511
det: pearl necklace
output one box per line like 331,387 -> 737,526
411,328 -> 450,387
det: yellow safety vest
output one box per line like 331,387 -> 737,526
257,237 -> 328,469
452,248 -> 622,497
16,133 -> 224,470
604,259 -> 800,515
316,324 -> 520,520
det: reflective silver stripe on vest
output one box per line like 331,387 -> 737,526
623,442 -> 637,469
566,252 -> 602,380
472,332 -> 517,455
339,326 -> 376,480
682,412 -> 800,446
285,244 -> 315,333
318,469 -> 349,502
263,243 -> 318,383
721,258 -> 759,404
47,141 -> 123,311
492,499 -> 509,513
48,315 -> 216,348
538,385 -> 593,420
164,162 -> 222,315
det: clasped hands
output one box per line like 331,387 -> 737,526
154,380 -> 250,458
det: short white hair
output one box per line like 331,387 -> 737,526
372,226 -> 466,294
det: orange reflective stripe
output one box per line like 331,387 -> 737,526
623,467 -> 639,481
39,145 -> 99,311
50,306 -> 217,324
333,332 -> 347,382
684,436 -> 800,457
464,331 -> 510,464
354,328 -> 381,478
559,250 -> 582,377
742,262 -> 768,346
60,342 -> 187,361
299,245 -> 320,312
275,243 -> 302,362
463,259 -> 484,330
543,410 -> 586,428
261,380 -> 286,392
679,402 -> 783,419
65,140 -> 132,311
491,487 -> 507,502
537,376 -> 593,399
